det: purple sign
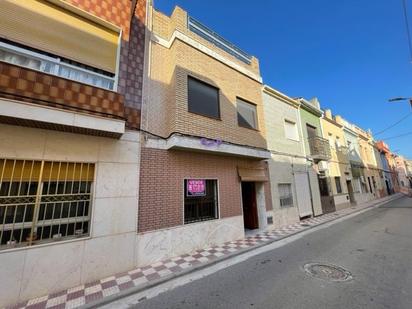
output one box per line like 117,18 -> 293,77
187,179 -> 206,197
200,138 -> 222,147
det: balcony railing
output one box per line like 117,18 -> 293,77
308,136 -> 331,161
0,41 -> 115,90
188,16 -> 253,64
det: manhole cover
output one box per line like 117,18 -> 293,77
303,263 -> 352,282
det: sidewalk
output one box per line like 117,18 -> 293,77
8,193 -> 403,309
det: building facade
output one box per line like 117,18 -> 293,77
296,98 -> 331,215
395,155 -> 411,192
262,86 -> 320,227
0,0 -> 147,306
320,110 -> 353,210
138,5 -> 272,266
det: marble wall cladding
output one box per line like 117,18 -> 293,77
135,216 -> 245,267
0,250 -> 26,306
354,192 -> 375,205
256,183 -> 268,230
333,194 -> 351,210
0,124 -> 141,307
268,206 -> 300,230
19,241 -> 84,301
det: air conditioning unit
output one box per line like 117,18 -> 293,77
318,161 -> 328,171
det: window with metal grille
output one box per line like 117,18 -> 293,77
278,183 -> 293,207
184,179 -> 218,224
0,159 -> 94,250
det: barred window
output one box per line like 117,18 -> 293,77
184,179 -> 218,224
0,159 -> 94,250
278,183 -> 293,207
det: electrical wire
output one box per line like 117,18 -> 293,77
380,131 -> 412,140
402,0 -> 412,61
374,111 -> 412,135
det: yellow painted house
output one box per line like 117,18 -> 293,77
320,110 -> 354,211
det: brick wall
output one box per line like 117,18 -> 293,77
145,8 -> 267,149
64,0 -> 146,127
138,148 -> 270,233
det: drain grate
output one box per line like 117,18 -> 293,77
303,263 -> 352,282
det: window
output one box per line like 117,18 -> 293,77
328,133 -> 334,149
335,137 -> 341,148
188,76 -> 220,119
0,159 -> 94,250
184,179 -> 218,224
335,176 -> 342,193
237,98 -> 258,130
0,41 -> 115,90
284,120 -> 299,141
278,184 -> 293,207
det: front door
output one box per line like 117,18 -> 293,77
294,172 -> 314,218
346,180 -> 356,204
241,182 -> 258,229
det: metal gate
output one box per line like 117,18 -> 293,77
0,159 -> 95,250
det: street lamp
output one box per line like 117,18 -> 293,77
388,97 -> 412,109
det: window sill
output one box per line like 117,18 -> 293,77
184,217 -> 219,225
0,234 -> 91,254
188,110 -> 222,121
286,137 -> 300,142
238,124 -> 260,132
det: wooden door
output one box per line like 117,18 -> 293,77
241,182 -> 258,229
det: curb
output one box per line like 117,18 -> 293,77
84,194 -> 403,308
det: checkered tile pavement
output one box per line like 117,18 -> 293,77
8,195 -> 398,309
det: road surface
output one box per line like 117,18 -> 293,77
132,196 -> 412,309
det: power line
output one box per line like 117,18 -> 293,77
374,111 -> 412,135
402,0 -> 412,61
381,131 -> 412,140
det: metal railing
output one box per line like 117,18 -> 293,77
188,16 -> 253,64
0,159 -> 95,250
0,41 -> 115,90
280,195 -> 294,208
308,136 -> 331,160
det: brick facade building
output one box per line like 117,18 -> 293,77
137,5 -> 272,265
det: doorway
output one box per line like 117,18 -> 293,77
385,180 -> 391,195
346,180 -> 356,204
241,182 -> 259,230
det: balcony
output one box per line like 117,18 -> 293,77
0,61 -> 126,138
308,136 -> 331,162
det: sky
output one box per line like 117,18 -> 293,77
154,0 -> 412,159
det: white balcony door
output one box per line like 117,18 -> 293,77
294,172 -> 313,218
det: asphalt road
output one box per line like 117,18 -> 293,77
134,196 -> 412,309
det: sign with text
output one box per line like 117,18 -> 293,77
187,179 -> 206,197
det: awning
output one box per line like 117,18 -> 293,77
0,0 -> 120,73
238,168 -> 268,182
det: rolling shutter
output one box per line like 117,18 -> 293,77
0,0 -> 120,73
